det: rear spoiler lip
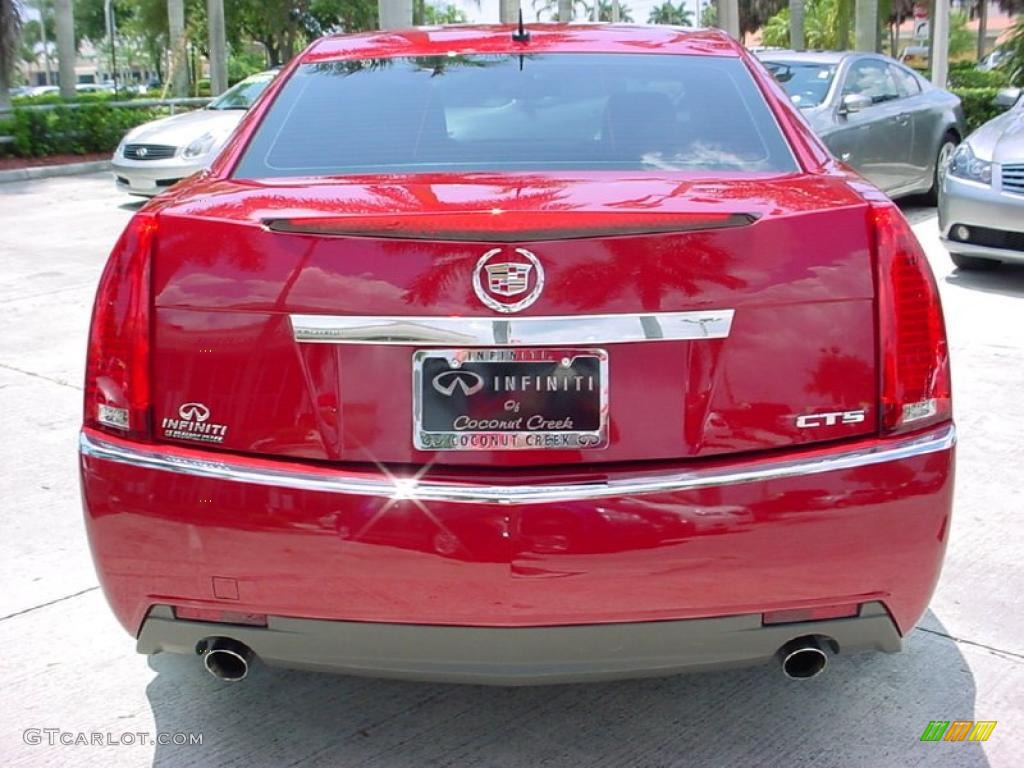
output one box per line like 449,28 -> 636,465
260,213 -> 759,242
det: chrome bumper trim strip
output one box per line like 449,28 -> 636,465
289,310 -> 735,346
80,424 -> 955,506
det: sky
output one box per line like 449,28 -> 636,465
17,1 -> 710,30
449,0 -> 708,26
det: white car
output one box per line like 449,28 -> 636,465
76,82 -> 116,94
111,71 -> 276,197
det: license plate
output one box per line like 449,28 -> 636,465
413,348 -> 608,451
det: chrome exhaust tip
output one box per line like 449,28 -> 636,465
199,637 -> 254,682
777,636 -> 830,680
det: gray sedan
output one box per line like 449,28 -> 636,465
939,87 -> 1024,269
760,51 -> 965,200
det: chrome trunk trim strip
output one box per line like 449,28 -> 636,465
289,310 -> 735,346
80,424 -> 955,506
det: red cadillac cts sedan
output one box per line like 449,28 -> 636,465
80,24 -> 954,684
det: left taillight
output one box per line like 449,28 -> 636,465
83,212 -> 156,440
871,203 -> 952,434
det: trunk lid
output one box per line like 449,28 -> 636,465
150,173 -> 878,467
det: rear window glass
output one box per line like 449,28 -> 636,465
233,53 -> 797,178
762,60 -> 837,108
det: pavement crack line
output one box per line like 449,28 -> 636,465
0,362 -> 82,391
917,626 -> 1024,662
0,586 -> 99,623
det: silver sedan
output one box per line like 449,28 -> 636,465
111,71 -> 276,197
760,51 -> 965,200
939,87 -> 1024,269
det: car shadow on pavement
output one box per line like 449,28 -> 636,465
143,611 -> 990,768
946,264 -> 1024,299
897,196 -> 937,226
118,200 -> 146,212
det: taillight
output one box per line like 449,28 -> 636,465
83,213 -> 156,440
872,203 -> 951,433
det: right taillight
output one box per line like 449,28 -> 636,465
872,203 -> 952,434
83,212 -> 156,440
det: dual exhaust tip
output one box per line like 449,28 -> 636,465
199,637 -> 254,682
777,635 -> 831,680
197,634 -> 833,682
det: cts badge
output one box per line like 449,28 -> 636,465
795,409 -> 867,428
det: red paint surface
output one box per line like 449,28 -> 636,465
144,173 -> 881,467
82,427 -> 953,636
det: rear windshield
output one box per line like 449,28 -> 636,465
761,60 -> 837,108
233,53 -> 798,178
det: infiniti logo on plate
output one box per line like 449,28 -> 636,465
432,370 -> 485,397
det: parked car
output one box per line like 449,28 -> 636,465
939,86 -> 1024,269
976,47 -> 1010,73
75,82 -> 116,94
110,70 -> 277,196
760,51 -> 965,200
898,45 -> 929,70
81,25 -> 954,685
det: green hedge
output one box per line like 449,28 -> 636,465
2,104 -> 166,157
951,87 -> 1006,133
948,67 -> 1012,89
9,90 -> 167,109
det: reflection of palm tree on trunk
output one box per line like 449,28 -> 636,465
546,234 -> 746,311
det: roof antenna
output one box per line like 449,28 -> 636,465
512,8 -> 530,43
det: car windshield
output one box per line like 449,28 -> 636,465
209,73 -> 274,110
233,53 -> 798,178
762,61 -> 836,108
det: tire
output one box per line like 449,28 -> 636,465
951,253 -> 1000,271
925,132 -> 959,205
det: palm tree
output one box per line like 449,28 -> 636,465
582,0 -> 634,21
54,0 -> 74,98
0,0 -> 21,109
168,0 -> 187,97
647,1 -> 694,24
533,0 -> 589,20
789,0 -> 805,50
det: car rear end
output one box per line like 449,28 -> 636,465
80,26 -> 954,684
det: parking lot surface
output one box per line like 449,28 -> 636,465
1,173 -> 1022,767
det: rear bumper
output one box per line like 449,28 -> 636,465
80,424 -> 954,673
139,602 -> 901,685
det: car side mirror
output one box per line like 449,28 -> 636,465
839,93 -> 873,115
993,87 -> 1022,109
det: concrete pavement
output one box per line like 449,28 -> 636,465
0,172 -> 1021,767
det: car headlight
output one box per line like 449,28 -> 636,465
182,132 -> 217,160
947,143 -> 992,185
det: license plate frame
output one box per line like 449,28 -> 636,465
413,348 -> 608,451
